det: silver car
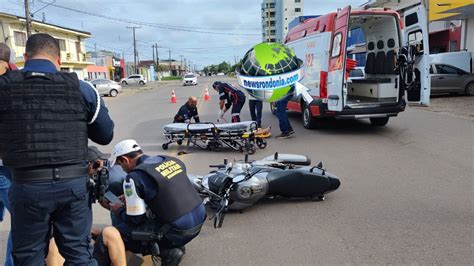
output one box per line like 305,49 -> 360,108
91,79 -> 122,97
120,74 -> 147,86
430,64 -> 474,96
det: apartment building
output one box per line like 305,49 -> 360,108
261,0 -> 304,43
0,12 -> 92,79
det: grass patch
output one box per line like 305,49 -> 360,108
161,76 -> 182,81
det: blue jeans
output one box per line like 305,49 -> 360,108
9,176 -> 96,265
275,95 -> 293,134
249,100 -> 263,127
0,167 -> 13,266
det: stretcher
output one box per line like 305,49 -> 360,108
162,121 -> 271,154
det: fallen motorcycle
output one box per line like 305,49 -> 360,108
188,153 -> 341,228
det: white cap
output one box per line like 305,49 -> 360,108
110,139 -> 142,167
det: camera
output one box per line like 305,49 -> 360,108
88,159 -> 109,204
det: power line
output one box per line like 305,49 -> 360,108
37,0 -> 260,36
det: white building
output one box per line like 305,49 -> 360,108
261,0 -> 304,43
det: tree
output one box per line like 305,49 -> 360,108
217,61 -> 231,73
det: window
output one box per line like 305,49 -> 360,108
331,33 -> 342,58
405,13 -> 418,27
349,69 -> 364,78
407,30 -> 424,51
436,64 -> 464,75
270,12 -> 275,17
295,8 -> 301,12
55,39 -> 66,51
295,0 -> 301,2
14,31 -> 26,46
270,30 -> 276,35
270,21 -> 275,27
429,65 -> 434,74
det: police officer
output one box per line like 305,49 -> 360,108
212,81 -> 246,123
173,96 -> 200,123
109,139 -> 206,266
0,33 -> 114,265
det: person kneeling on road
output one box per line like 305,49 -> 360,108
212,81 -> 246,123
173,96 -> 200,123
109,139 -> 206,265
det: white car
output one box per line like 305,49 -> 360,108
120,74 -> 147,86
183,73 -> 198,86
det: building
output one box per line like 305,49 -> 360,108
0,12 -> 92,79
87,50 -> 125,81
261,0 -> 304,43
361,0 -> 474,53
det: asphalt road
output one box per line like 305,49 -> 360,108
1,76 -> 472,265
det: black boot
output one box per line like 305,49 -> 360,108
160,248 -> 184,266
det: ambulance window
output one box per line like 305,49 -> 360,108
405,13 -> 418,27
331,33 -> 342,58
408,30 -> 423,51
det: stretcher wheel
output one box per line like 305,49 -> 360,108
162,143 -> 169,150
247,144 -> 256,155
256,139 -> 267,149
177,140 -> 183,145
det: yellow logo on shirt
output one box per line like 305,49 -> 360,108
155,160 -> 183,179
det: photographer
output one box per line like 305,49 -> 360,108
47,147 -> 127,266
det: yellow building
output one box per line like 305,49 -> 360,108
0,12 -> 93,79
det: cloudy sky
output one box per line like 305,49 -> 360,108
2,0 -> 367,69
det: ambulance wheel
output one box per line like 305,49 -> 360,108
256,139 -> 267,149
302,102 -> 321,129
162,143 -> 169,150
177,140 -> 183,145
270,102 -> 277,115
370,117 -> 389,127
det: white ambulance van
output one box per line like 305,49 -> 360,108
285,5 -> 430,128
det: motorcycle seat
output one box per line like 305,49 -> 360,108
266,169 -> 330,197
262,154 -> 311,166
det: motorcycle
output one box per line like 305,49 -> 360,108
188,153 -> 341,228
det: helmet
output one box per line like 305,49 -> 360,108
212,81 -> 222,90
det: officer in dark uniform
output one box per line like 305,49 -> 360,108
173,96 -> 200,123
109,139 -> 206,266
0,33 -> 114,265
212,81 -> 246,123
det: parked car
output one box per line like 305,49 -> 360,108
216,72 -> 225,76
120,74 -> 147,86
430,64 -> 474,96
90,79 -> 123,97
183,73 -> 198,86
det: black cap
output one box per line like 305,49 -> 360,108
87,146 -> 110,161
212,81 -> 222,89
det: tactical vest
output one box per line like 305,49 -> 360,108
133,155 -> 202,224
0,71 -> 88,168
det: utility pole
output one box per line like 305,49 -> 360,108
155,43 -> 159,66
152,44 -> 156,65
179,55 -> 184,74
24,0 -> 32,37
184,58 -> 187,72
168,48 -> 172,75
127,26 -> 141,74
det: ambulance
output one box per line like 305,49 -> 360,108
284,5 -> 430,128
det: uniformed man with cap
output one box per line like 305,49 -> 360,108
109,139 -> 206,266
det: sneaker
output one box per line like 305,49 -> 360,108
288,129 -> 295,135
275,132 -> 291,139
160,248 -> 184,266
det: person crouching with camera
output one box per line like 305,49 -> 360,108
109,139 -> 206,266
